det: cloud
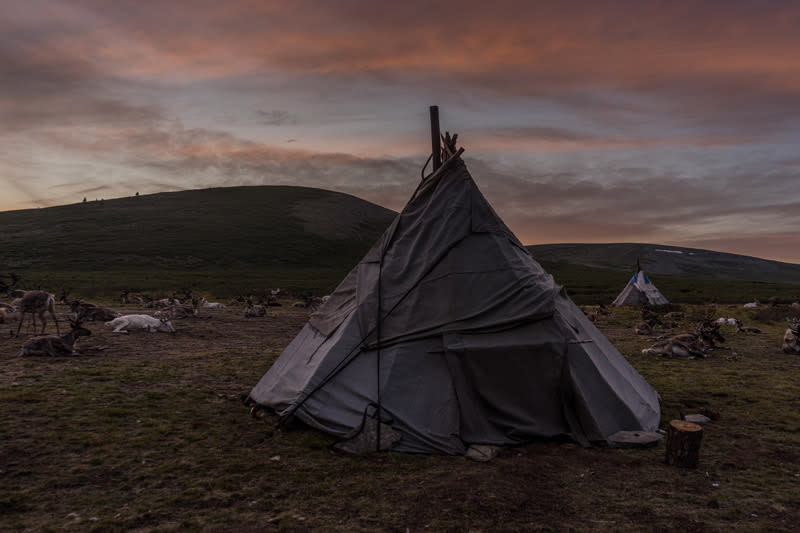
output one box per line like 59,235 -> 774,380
255,109 -> 297,126
1,1 -> 799,263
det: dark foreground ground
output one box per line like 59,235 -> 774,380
1,300 -> 799,532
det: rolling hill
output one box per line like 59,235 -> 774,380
0,186 -> 396,295
527,243 -> 800,284
1,186 -> 798,300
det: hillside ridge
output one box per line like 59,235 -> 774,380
528,242 -> 800,284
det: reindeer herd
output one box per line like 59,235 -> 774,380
586,303 -> 800,358
2,283 -> 798,359
0,286 -> 330,357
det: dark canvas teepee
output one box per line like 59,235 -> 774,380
249,149 -> 660,454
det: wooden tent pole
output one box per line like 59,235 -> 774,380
430,105 -> 441,172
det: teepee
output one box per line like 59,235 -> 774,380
249,119 -> 660,454
612,261 -> 669,306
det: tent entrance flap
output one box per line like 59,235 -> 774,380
442,327 -> 578,445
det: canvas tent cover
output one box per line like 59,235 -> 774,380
250,155 -> 660,454
612,270 -> 669,306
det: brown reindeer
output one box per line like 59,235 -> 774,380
735,319 -> 762,334
244,299 -> 267,318
642,337 -> 707,359
783,318 -> 800,354
154,298 -> 199,320
19,318 -> 91,356
68,300 -> 96,315
15,290 -> 59,336
77,306 -> 121,322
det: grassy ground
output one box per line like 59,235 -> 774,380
540,261 -> 800,306
1,299 -> 799,532
8,264 -> 800,307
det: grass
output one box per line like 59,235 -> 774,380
1,298 -> 800,532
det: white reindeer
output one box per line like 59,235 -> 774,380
104,314 -> 175,333
200,297 -> 225,309
15,290 -> 59,336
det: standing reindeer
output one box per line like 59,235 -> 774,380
19,318 -> 91,356
15,290 -> 59,336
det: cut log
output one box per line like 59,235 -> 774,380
664,420 -> 703,468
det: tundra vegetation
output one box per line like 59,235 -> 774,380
1,290 -> 799,532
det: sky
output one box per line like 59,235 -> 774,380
2,1 -> 799,264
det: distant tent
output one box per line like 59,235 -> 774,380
613,262 -> 669,306
249,151 -> 660,454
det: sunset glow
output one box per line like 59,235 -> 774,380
2,0 -> 799,262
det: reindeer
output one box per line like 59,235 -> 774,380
0,306 -> 20,325
783,318 -> 800,354
735,319 -> 762,334
642,337 -> 707,359
68,300 -> 96,315
58,287 -> 72,305
148,297 -> 180,309
634,306 -> 662,335
20,318 -> 91,356
643,315 -> 724,359
244,300 -> 267,318
77,306 -> 122,322
200,297 -> 224,309
15,290 -> 59,336
154,298 -> 198,320
104,314 -> 176,333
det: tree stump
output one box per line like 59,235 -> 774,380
664,420 -> 703,468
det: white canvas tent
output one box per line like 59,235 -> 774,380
612,264 -> 669,306
249,153 -> 660,454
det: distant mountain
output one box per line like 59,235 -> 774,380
527,243 -> 800,284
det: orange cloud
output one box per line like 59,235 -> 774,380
14,1 -> 800,94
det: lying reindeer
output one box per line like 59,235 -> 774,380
783,318 -> 800,354
643,318 -> 724,359
154,299 -> 198,320
77,306 -> 121,322
105,314 -> 176,333
735,319 -> 762,334
641,337 -> 707,359
244,300 -> 267,318
20,319 -> 92,356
